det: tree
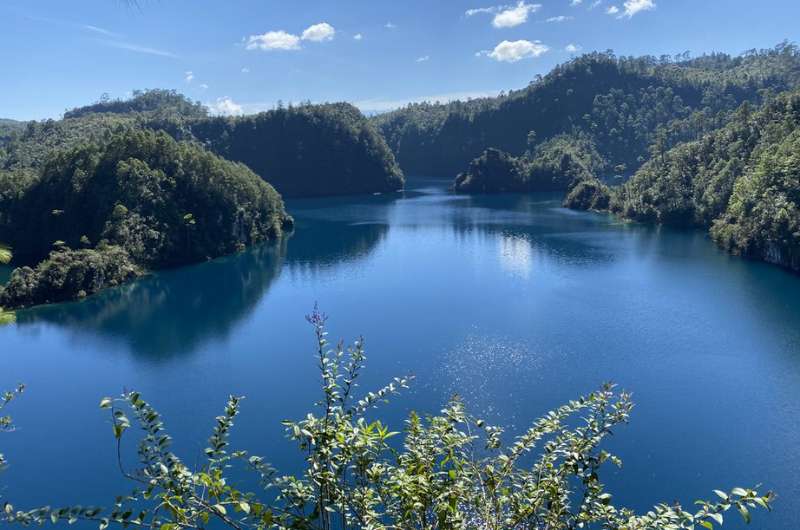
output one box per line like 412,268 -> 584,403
4,311 -> 774,529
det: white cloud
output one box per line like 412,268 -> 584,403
416,55 -> 430,62
620,0 -> 656,17
301,22 -> 335,42
385,22 -> 396,29
565,43 -> 582,53
184,71 -> 194,83
465,6 -> 500,16
353,33 -> 363,40
241,67 -> 250,73
246,30 -> 301,51
482,39 -> 549,62
590,0 -> 603,9
493,1 -> 541,28
199,83 -> 209,90
546,15 -> 573,22
570,0 -> 583,5
606,5 -> 620,14
209,97 -> 243,116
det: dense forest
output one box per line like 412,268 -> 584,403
0,90 -> 404,309
188,103 -> 404,197
379,43 -> 800,273
374,43 -> 800,179
1,91 -> 403,198
0,128 -> 292,309
607,90 -> 800,271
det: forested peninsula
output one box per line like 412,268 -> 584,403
375,43 -> 800,273
0,91 -> 403,310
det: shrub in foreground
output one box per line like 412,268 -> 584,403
3,311 -> 774,529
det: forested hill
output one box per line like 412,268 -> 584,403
187,103 -> 404,197
373,44 -> 800,178
611,90 -> 800,272
1,91 -> 404,198
0,119 -> 26,149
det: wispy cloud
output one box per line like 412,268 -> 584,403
82,25 -> 122,38
184,71 -> 194,83
353,33 -> 363,40
100,40 -> 179,58
565,43 -> 582,53
416,55 -> 430,63
606,5 -> 620,14
385,22 -> 397,29
546,15 -> 573,22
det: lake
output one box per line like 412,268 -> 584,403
2,177 -> 799,529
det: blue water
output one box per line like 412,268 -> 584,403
1,178 -> 799,529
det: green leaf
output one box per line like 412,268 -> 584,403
99,398 -> 113,409
709,512 -> 723,525
699,521 -> 714,530
713,489 -> 729,501
732,487 -> 748,497
737,504 -> 751,524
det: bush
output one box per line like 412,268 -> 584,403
3,311 -> 774,529
0,246 -> 142,310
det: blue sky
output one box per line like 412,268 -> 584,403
2,0 -> 800,121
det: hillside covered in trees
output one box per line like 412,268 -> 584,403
0,128 -> 292,309
376,43 -> 800,274
1,90 -> 404,198
374,43 -> 800,179
606,89 -> 800,272
0,90 -> 404,308
188,103 -> 404,197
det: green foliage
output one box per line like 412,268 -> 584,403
375,44 -> 800,178
606,90 -> 800,271
189,102 -> 404,197
3,312 -> 774,529
563,178 -> 612,211
0,243 -> 11,265
711,128 -> 800,270
6,128 -> 291,268
63,89 -> 208,121
0,385 -> 24,472
0,246 -> 142,310
454,134 -> 600,193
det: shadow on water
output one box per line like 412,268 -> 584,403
13,240 -> 288,359
7,193 -> 400,358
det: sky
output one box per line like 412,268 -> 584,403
1,0 -> 800,121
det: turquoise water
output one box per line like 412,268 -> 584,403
2,178 -> 799,528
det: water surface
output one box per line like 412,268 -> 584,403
2,178 -> 799,529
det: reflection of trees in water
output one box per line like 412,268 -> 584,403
284,193 -> 393,277
14,240 -> 287,359
445,193 -> 623,267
